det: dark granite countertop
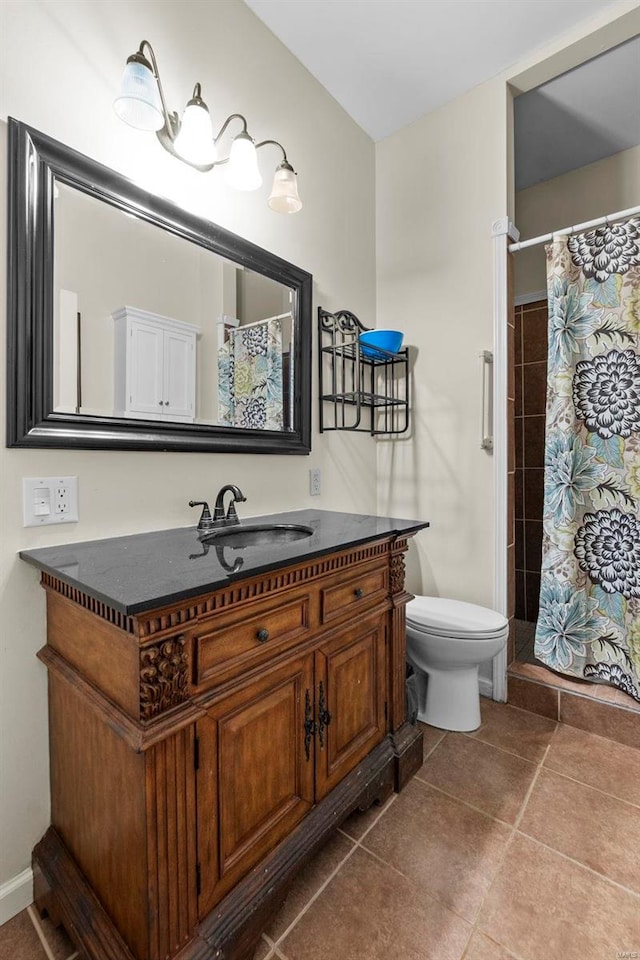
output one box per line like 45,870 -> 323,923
20,509 -> 429,615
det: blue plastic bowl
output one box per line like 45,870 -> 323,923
358,329 -> 404,359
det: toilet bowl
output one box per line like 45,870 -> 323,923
406,596 -> 509,732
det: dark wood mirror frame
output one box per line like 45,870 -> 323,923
6,118 -> 312,454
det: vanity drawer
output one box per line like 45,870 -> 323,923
193,594 -> 311,689
320,562 -> 388,625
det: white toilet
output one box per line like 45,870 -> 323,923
406,596 -> 509,732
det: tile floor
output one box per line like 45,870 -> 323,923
3,700 -> 640,960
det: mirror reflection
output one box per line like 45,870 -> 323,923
53,181 -> 295,430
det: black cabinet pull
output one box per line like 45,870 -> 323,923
318,681 -> 332,749
354,587 -> 364,599
303,689 -> 316,761
257,628 -> 270,642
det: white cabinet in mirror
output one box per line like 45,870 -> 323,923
113,307 -> 198,423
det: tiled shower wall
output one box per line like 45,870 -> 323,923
514,299 -> 548,622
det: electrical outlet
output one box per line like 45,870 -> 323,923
23,477 -> 79,526
55,484 -> 70,515
309,467 -> 321,496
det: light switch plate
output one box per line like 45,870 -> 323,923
23,477 -> 79,526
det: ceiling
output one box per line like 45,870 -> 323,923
244,0 -> 640,186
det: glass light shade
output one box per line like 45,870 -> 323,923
268,164 -> 302,213
225,134 -> 262,191
113,60 -> 164,132
174,101 -> 216,166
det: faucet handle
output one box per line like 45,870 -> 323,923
189,500 -> 215,532
225,501 -> 241,524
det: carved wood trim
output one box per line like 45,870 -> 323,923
38,646 -> 205,751
42,574 -> 135,633
389,554 -> 406,595
140,636 -> 189,721
389,534 -> 409,586
135,540 -> 391,638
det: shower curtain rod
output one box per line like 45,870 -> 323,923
508,203 -> 640,253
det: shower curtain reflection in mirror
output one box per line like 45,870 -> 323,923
218,313 -> 292,431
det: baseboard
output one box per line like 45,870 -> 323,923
479,676 -> 494,699
0,867 -> 33,926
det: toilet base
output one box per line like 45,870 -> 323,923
416,665 -> 482,732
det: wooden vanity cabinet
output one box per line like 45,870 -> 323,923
33,535 -> 422,960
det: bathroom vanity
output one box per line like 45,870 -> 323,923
21,509 -> 427,960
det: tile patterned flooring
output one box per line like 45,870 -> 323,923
3,701 -> 640,960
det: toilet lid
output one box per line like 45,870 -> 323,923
406,596 -> 508,637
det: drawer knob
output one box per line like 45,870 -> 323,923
257,628 -> 270,642
354,588 -> 364,599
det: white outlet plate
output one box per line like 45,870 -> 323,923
23,477 -> 79,526
309,468 -> 321,496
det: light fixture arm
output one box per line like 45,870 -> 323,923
254,139 -> 290,166
213,113 -> 249,146
137,41 -> 180,138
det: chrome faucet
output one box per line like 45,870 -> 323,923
213,484 -> 247,526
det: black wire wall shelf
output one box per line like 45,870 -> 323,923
318,307 -> 410,435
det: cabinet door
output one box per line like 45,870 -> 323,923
128,319 -> 164,416
163,328 -> 195,420
196,652 -> 315,916
314,614 -> 387,800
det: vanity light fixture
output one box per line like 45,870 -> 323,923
113,40 -> 302,213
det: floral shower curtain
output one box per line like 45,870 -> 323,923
534,218 -> 640,702
218,317 -> 284,430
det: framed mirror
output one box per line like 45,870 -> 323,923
7,119 -> 312,453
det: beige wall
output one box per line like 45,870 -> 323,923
0,0 -> 377,893
515,145 -> 640,298
375,4 -> 640,609
376,77 -> 507,604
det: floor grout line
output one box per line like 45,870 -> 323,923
356,841 -> 478,928
270,839 -> 359,948
466,827 -> 518,941
433,728 -> 541,768
513,741 -> 550,831
340,792 -> 398,845
26,905 -> 57,960
540,764 -> 640,810
464,738 -> 551,942
411,777 -> 518,829
459,729 -> 555,765
513,831 -> 640,900
420,728 -> 447,761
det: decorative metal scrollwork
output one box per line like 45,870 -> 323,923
303,688 -> 316,761
317,681 -> 332,749
318,308 -> 365,335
